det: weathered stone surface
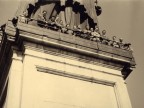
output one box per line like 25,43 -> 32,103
16,22 -> 135,68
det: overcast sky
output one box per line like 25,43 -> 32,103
0,0 -> 144,108
99,1 -> 144,108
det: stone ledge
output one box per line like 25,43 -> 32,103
3,21 -> 136,79
16,22 -> 135,66
23,41 -> 124,71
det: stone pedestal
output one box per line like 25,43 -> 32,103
0,21 -> 135,108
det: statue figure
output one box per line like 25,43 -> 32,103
22,0 -> 102,30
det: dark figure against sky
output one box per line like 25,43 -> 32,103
20,0 -> 102,30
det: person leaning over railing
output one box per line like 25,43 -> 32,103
73,25 -> 82,37
19,10 -> 29,24
82,25 -> 90,39
56,20 -> 67,33
91,27 -> 101,42
65,24 -> 74,35
110,36 -> 119,48
37,10 -> 48,28
46,16 -> 57,30
100,30 -> 110,45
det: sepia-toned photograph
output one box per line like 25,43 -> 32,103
0,0 -> 143,108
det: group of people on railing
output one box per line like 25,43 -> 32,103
19,10 -> 132,51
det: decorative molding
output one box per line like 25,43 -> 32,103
36,66 -> 115,86
24,48 -> 124,73
44,58 -> 123,77
36,64 -> 121,108
3,21 -> 135,79
23,41 -> 124,71
17,22 -> 134,58
36,65 -> 121,108
20,33 -> 131,64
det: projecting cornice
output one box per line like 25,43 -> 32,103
3,21 -> 136,79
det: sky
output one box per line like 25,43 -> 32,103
98,1 -> 144,108
0,0 -> 144,108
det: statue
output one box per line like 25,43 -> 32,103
22,0 -> 102,30
16,0 -> 132,51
